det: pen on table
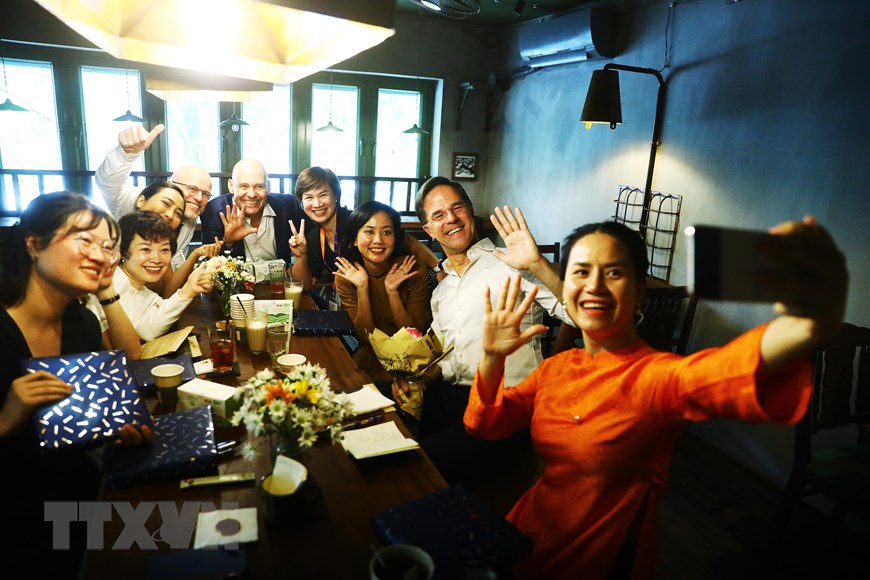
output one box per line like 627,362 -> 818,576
343,414 -> 385,431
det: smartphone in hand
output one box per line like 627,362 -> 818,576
686,225 -> 795,302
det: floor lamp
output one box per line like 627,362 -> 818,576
580,63 -> 666,235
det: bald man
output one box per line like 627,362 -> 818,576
95,124 -> 213,269
200,158 -> 305,264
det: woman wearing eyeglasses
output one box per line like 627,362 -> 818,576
81,246 -> 143,360
114,211 -> 209,341
0,191 -> 153,577
333,201 -> 433,382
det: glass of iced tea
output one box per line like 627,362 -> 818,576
269,262 -> 285,296
208,320 -> 235,372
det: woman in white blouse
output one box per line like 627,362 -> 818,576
113,211 -> 209,341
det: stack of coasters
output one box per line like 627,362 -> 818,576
178,378 -> 242,427
23,350 -> 152,449
108,406 -> 218,487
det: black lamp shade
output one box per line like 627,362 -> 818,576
580,69 -> 622,129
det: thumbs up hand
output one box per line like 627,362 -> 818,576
119,123 -> 165,155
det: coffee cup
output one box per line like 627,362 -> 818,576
151,363 -> 183,409
276,353 -> 306,374
259,457 -> 319,524
369,544 -> 435,580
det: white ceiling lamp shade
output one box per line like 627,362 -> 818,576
145,70 -> 273,102
32,0 -> 396,84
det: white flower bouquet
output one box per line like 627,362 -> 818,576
199,255 -> 255,291
230,365 -> 352,459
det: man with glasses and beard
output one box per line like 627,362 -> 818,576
95,123 -> 213,270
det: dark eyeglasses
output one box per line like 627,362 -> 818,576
172,180 -> 212,201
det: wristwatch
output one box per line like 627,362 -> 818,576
99,294 -> 121,306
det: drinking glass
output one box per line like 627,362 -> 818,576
246,311 -> 268,354
283,277 -> 304,311
267,323 -> 291,369
208,320 -> 235,372
269,262 -> 285,296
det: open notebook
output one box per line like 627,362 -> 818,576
345,383 -> 395,415
340,422 -> 419,459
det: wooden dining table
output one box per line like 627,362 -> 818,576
82,284 -> 448,579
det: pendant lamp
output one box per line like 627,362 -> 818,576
219,103 -> 249,132
317,69 -> 343,132
31,0 -> 395,85
403,22 -> 428,135
113,64 -> 144,123
0,39 -> 27,112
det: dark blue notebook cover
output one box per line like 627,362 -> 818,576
24,350 -> 152,449
294,309 -> 355,336
128,354 -> 197,394
371,484 -> 532,578
108,406 -> 218,487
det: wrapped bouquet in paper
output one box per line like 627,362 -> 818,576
368,327 -> 453,420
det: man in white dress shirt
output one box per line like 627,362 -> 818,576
95,124 -> 212,270
395,176 -> 571,482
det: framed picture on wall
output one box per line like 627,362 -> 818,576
452,153 -> 478,181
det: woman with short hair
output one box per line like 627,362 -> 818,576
114,211 -> 209,341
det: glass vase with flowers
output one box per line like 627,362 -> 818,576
231,366 -> 351,464
199,255 -> 255,316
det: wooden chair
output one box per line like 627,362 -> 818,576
535,242 -> 561,357
550,284 -> 699,356
770,323 -> 870,561
637,285 -> 698,355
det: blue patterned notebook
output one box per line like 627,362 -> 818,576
294,309 -> 355,336
128,354 -> 197,393
108,406 -> 218,487
371,485 -> 532,578
23,350 -> 152,449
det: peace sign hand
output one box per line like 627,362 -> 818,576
288,220 -> 308,258
385,255 -> 417,293
334,256 -> 369,289
481,275 -> 547,358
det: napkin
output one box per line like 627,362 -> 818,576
194,508 -> 258,549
